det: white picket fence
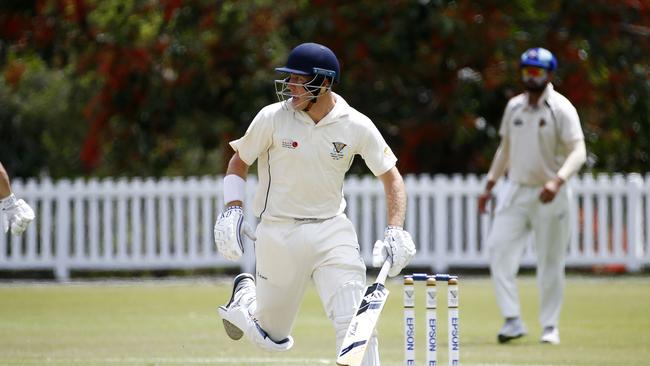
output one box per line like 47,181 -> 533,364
1,174 -> 649,281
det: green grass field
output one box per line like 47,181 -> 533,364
1,275 -> 649,366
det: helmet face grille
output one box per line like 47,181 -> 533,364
274,75 -> 333,106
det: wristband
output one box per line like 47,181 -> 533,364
223,175 -> 245,205
0,193 -> 16,210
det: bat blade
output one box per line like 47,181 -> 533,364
336,260 -> 391,366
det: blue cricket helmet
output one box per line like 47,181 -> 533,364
275,42 -> 340,83
520,47 -> 557,71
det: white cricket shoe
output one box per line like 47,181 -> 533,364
218,273 -> 256,340
217,273 -> 294,352
540,326 -> 560,345
497,317 -> 527,343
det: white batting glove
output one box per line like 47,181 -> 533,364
1,194 -> 35,236
372,226 -> 416,277
213,206 -> 257,261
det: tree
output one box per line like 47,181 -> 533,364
1,0 -> 648,177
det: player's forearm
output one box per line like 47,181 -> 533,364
557,139 -> 586,181
379,167 -> 406,227
486,140 -> 509,185
226,153 -> 249,180
0,162 -> 12,199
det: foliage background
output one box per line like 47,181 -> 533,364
1,0 -> 648,178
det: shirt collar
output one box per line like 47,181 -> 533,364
291,92 -> 350,126
318,92 -> 350,125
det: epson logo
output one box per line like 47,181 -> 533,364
406,317 -> 415,351
428,318 -> 437,352
451,317 -> 460,351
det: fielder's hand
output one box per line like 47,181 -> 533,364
372,226 -> 416,277
214,206 -> 256,261
1,194 -> 35,236
539,177 -> 564,204
478,180 -> 496,214
478,190 -> 493,214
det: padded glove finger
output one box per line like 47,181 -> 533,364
372,240 -> 390,268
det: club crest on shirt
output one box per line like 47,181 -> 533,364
514,119 -> 523,127
330,142 -> 347,160
539,118 -> 546,127
282,139 -> 299,149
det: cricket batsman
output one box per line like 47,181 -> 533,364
213,42 -> 416,365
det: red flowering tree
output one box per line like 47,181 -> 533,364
1,0 -> 648,177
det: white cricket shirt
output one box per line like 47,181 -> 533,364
499,83 -> 584,186
230,93 -> 397,220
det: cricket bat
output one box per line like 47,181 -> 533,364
336,258 -> 392,366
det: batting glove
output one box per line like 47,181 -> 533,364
213,206 -> 257,261
372,226 -> 416,277
1,194 -> 35,236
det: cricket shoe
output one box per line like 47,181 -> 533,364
540,326 -> 560,345
218,273 -> 256,340
497,317 -> 527,343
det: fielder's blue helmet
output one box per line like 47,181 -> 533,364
520,47 -> 557,71
275,42 -> 340,83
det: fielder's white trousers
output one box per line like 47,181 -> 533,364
487,182 -> 571,328
253,214 -> 380,365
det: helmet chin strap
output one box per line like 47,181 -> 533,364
303,85 -> 327,112
303,95 -> 320,112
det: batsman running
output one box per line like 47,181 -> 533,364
213,42 -> 416,365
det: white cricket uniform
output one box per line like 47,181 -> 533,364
488,83 -> 584,328
230,92 -> 396,365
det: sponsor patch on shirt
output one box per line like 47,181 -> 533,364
330,142 -> 347,160
514,119 -> 523,126
282,139 -> 299,149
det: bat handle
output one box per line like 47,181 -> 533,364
376,260 -> 392,285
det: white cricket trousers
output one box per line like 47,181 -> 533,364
253,214 -> 380,366
487,183 -> 571,328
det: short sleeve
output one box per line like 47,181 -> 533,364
229,109 -> 274,165
499,99 -> 516,138
559,104 -> 584,143
359,122 -> 397,176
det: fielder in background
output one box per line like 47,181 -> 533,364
0,162 -> 35,236
478,47 -> 586,345
213,42 -> 416,365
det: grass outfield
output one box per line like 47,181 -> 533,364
0,275 -> 649,366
